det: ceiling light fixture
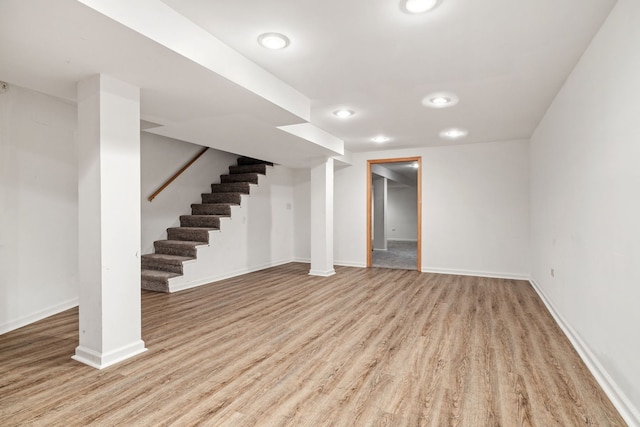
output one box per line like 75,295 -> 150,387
372,136 -> 390,143
431,96 -> 451,105
333,109 -> 354,118
412,162 -> 419,169
422,92 -> 459,108
402,0 -> 441,14
258,32 -> 290,50
439,128 -> 468,140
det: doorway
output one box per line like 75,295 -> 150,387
367,157 -> 421,270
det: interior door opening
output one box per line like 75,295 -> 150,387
366,157 -> 421,270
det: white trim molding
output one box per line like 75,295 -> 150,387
421,266 -> 530,281
530,279 -> 640,427
308,269 -> 336,277
0,298 -> 79,335
169,259 -> 294,293
72,341 -> 147,370
334,260 -> 367,268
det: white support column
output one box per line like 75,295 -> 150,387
372,176 -> 387,251
309,157 -> 335,277
73,74 -> 146,369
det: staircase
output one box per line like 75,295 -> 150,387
141,156 -> 273,292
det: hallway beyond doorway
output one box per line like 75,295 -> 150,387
372,240 -> 417,270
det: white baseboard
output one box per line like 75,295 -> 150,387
0,298 -> 79,335
73,340 -> 147,370
334,260 -> 367,268
529,278 -> 640,427
308,269 -> 336,277
291,259 -> 367,269
168,259 -> 295,293
420,266 -> 529,281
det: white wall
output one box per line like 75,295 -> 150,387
333,158 -> 369,267
140,133 -> 237,253
305,140 -> 530,274
387,185 -> 417,241
0,85 -> 79,333
421,141 -> 529,278
529,0 -> 640,422
292,168 -> 311,262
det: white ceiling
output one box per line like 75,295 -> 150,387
0,0 -> 616,165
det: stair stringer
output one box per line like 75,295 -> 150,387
166,164 -> 295,292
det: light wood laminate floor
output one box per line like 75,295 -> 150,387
0,263 -> 625,426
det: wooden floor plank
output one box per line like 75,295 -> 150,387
0,263 -> 626,426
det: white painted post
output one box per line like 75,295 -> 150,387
309,157 -> 335,276
73,74 -> 146,369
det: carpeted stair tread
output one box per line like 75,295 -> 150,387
167,227 -> 214,242
191,203 -> 232,216
211,182 -> 251,194
220,173 -> 259,184
141,268 -> 180,278
179,215 -> 221,228
154,239 -> 207,258
229,164 -> 267,175
201,192 -> 242,204
142,253 -> 193,263
141,269 -> 180,292
236,156 -> 273,166
141,253 -> 193,274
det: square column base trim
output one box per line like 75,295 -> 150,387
72,340 -> 147,370
308,269 -> 336,277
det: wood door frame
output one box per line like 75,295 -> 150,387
366,157 -> 422,270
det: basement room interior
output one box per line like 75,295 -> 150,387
1,0 -> 638,425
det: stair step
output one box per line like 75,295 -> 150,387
201,192 -> 242,204
141,254 -> 193,274
154,240 -> 207,258
237,156 -> 273,166
220,173 -> 259,184
180,215 -> 221,228
211,182 -> 251,194
141,269 -> 180,293
229,164 -> 267,175
191,203 -> 232,216
167,227 -> 213,242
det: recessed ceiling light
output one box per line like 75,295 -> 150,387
439,128 -> 468,140
431,96 -> 451,105
258,33 -> 290,50
333,109 -> 354,118
422,92 -> 459,108
372,136 -> 390,143
402,0 -> 441,14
